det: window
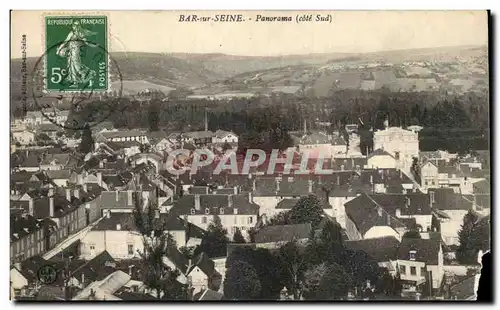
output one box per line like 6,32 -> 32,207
90,245 -> 95,251
128,244 -> 134,255
409,250 -> 416,261
410,267 -> 416,275
248,217 -> 253,224
205,208 -> 210,215
202,217 -> 207,224
220,208 -> 225,215
191,208 -> 195,215
400,265 -> 406,275
421,267 -> 426,276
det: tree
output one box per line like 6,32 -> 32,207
226,246 -> 284,299
339,249 -> 381,296
278,241 -> 309,299
78,125 -> 94,154
133,200 -> 186,300
457,212 -> 490,264
302,263 -> 351,300
197,215 -> 229,258
402,230 -> 422,239
147,101 -> 160,132
289,195 -> 325,229
224,260 -> 261,300
232,228 -> 246,243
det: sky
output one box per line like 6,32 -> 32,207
11,10 -> 488,58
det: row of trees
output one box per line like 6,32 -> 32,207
456,211 -> 490,265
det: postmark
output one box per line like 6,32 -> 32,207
37,264 -> 58,285
45,15 -> 108,92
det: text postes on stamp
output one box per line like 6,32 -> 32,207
45,15 -> 108,92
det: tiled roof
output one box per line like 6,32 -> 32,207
184,131 -> 215,139
345,236 -> 401,262
10,215 -> 44,242
344,193 -> 407,235
45,169 -> 73,180
40,153 -> 74,166
189,252 -> 216,277
428,188 -> 473,210
32,194 -> 78,219
473,179 -> 490,194
276,198 -> 300,210
396,238 -> 441,265
105,141 -> 141,150
254,223 -> 312,244
371,193 -> 432,216
299,132 -> 331,145
37,123 -> 62,132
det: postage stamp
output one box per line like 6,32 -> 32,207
44,15 -> 108,92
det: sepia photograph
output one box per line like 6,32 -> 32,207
9,10 -> 491,301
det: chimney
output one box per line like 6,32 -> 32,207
387,214 -> 391,226
127,190 -> 133,206
399,169 -> 402,179
116,224 -> 121,230
262,213 -> 268,225
115,190 -> 119,202
308,180 -> 313,193
204,108 -> 208,132
430,191 -> 435,209
28,198 -> 34,216
233,208 -> 238,215
233,186 -> 238,195
194,194 -> 201,210
228,195 -> 233,207
303,119 -> 307,134
97,172 -> 102,187
370,174 -> 373,184
276,179 -> 281,192
74,188 -> 80,199
49,196 -> 54,217
81,273 -> 85,286
205,187 -> 209,194
472,194 -> 477,211
336,175 -> 340,186
66,188 -> 72,201
252,179 -> 256,191
405,197 -> 411,208
155,209 -> 160,219
83,183 -> 87,193
395,208 -> 401,218
106,210 -> 111,218
99,160 -> 104,168
248,191 -> 253,203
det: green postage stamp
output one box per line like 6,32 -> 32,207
44,15 -> 108,92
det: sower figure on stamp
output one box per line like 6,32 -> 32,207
56,20 -> 97,88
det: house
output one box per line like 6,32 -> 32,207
95,129 -> 149,146
17,154 -> 42,172
331,135 -> 348,155
25,109 -> 69,126
12,130 -> 35,145
186,252 -> 223,294
73,270 -> 131,300
10,255 -> 49,294
420,161 -> 439,190
395,238 -> 444,292
344,193 -> 407,241
183,131 -> 215,146
212,130 -> 239,144
40,153 -> 79,171
45,169 -> 78,187
169,193 -> 259,237
297,132 -> 333,158
99,141 -> 142,158
37,123 -> 63,140
428,188 -> 475,245
80,212 -> 205,259
345,236 -> 401,274
254,223 -> 312,249
366,149 -> 398,169
373,126 -> 419,170
10,215 -> 54,263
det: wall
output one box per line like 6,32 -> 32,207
367,155 -> 397,169
10,268 -> 28,290
329,196 -> 357,228
344,216 -> 362,241
364,226 -> 401,241
188,267 -> 209,294
253,196 -> 282,216
80,230 -> 143,260
440,210 -> 468,245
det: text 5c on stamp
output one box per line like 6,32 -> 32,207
45,15 -> 108,92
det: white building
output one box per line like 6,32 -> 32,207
374,126 -> 419,169
212,130 -> 239,144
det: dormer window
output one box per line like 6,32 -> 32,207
409,250 -> 416,261
234,208 -> 238,215
220,208 -> 225,214
190,208 -> 195,215
205,208 -> 210,215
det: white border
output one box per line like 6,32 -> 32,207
3,1 -> 499,310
